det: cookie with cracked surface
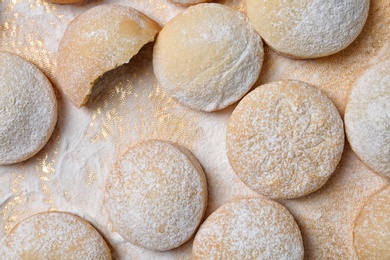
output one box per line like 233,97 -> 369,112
193,198 -> 304,259
345,61 -> 390,178
104,140 -> 208,251
226,80 -> 344,199
0,51 -> 57,165
56,4 -> 161,107
353,186 -> 390,259
153,3 -> 263,112
246,0 -> 369,59
0,211 -> 112,259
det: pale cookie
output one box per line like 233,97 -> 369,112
57,4 -> 161,107
104,140 -> 207,251
169,0 -> 211,7
246,0 -> 369,59
0,51 -> 57,165
353,186 -> 390,259
193,198 -> 304,259
227,80 -> 344,199
0,211 -> 111,259
345,61 -> 390,178
153,3 -> 263,112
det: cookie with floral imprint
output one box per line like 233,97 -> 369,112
226,80 -> 345,199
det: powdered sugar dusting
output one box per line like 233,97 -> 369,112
0,51 -> 57,165
353,186 -> 390,258
193,198 -> 303,259
345,61 -> 390,177
104,140 -> 207,251
56,4 -> 160,107
227,80 -> 345,199
0,211 -> 111,259
153,3 -> 263,111
247,0 -> 369,58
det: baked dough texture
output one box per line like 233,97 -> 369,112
345,61 -> 390,178
353,186 -> 390,259
0,211 -> 112,259
153,3 -> 263,112
169,0 -> 211,6
57,4 -> 161,107
227,80 -> 344,199
246,0 -> 369,59
104,140 -> 208,251
0,51 -> 57,165
192,198 -> 304,259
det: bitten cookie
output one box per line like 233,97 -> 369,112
0,51 -> 57,165
193,198 -> 304,259
153,3 -> 263,112
246,0 -> 369,59
56,4 -> 161,107
227,80 -> 344,199
345,61 -> 390,178
104,140 -> 208,251
353,186 -> 390,259
0,211 -> 111,259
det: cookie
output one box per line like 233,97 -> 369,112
0,51 -> 57,165
169,0 -> 211,6
353,186 -> 390,259
153,3 -> 263,112
0,211 -> 111,259
345,61 -> 390,178
246,0 -> 369,59
226,80 -> 344,199
193,198 -> 304,259
56,4 -> 161,107
104,140 -> 207,251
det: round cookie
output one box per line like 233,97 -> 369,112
353,186 -> 390,259
246,0 -> 369,59
193,198 -> 304,259
169,0 -> 211,6
0,211 -> 111,259
104,140 -> 208,251
57,4 -> 161,108
226,80 -> 344,199
345,61 -> 390,178
0,51 -> 57,165
153,3 -> 263,112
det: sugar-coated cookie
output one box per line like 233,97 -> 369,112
345,61 -> 390,178
353,186 -> 390,259
227,80 -> 344,199
0,51 -> 57,165
0,211 -> 111,259
104,140 -> 207,251
246,0 -> 369,59
153,3 -> 263,112
193,198 -> 304,259
57,4 -> 161,107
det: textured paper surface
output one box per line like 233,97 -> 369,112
0,0 -> 389,259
